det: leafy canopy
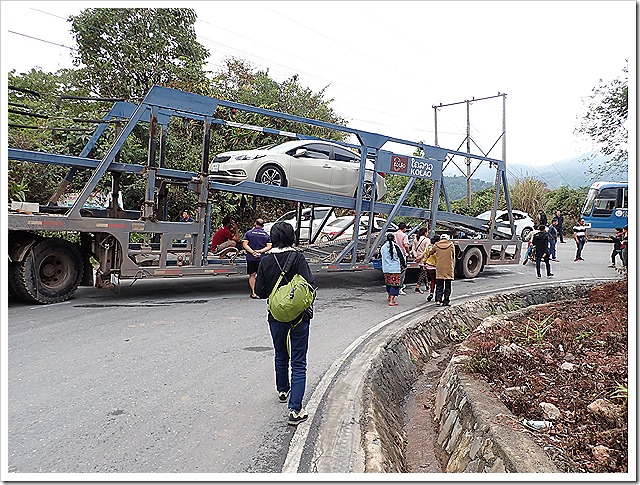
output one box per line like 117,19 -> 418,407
69,8 -> 210,100
575,62 -> 628,180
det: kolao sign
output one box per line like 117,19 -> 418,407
376,149 -> 445,180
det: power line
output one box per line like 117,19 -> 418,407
7,30 -> 74,50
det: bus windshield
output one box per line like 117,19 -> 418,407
582,188 -> 598,216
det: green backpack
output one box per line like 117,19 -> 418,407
267,252 -> 316,324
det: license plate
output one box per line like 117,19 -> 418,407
210,163 -> 219,172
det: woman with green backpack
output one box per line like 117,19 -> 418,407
255,222 -> 317,426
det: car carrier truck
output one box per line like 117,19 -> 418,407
8,85 -> 522,304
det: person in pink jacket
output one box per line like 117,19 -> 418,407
427,234 -> 455,306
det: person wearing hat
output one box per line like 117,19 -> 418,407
426,234 -> 455,306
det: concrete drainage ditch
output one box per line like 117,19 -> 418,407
359,281 -> 607,473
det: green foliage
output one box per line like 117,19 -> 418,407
449,323 -> 471,342
9,178 -> 28,202
450,186 -> 504,216
544,185 -> 589,228
516,315 -> 553,346
610,382 -> 628,400
69,8 -> 210,100
576,62 -> 628,179
508,177 -> 549,217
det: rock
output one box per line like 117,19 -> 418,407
560,362 -> 576,372
564,352 -> 576,362
503,386 -> 526,399
540,402 -> 561,420
591,444 -> 614,466
586,398 -> 624,426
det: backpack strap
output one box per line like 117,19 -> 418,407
272,252 -> 295,288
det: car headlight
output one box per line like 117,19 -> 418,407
235,154 -> 266,161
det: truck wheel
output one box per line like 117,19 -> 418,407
8,262 -> 21,300
13,239 -> 84,304
461,247 -> 483,279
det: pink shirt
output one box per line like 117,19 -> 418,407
394,230 -> 409,256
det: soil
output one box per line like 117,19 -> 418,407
460,279 -> 628,473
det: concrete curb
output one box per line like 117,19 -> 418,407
287,279 -> 614,473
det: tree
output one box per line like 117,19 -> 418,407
69,8 -> 210,100
575,63 -> 628,179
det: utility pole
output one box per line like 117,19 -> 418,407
432,93 -> 507,204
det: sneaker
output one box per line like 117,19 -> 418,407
547,274 -> 554,278
574,258 -> 579,262
426,293 -> 433,302
608,264 -> 615,268
288,408 -> 309,426
552,258 -> 559,262
578,257 -> 585,261
537,275 -> 541,279
522,259 -> 528,265
442,301 -> 450,306
414,287 -> 424,294
278,390 -> 290,403
398,290 -> 407,296
435,301 -> 442,306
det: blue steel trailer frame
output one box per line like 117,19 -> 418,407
8,85 -> 521,302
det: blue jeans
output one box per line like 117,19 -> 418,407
269,318 -> 310,413
549,240 -> 557,259
575,237 -> 586,259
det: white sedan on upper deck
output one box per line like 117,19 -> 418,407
208,140 -> 387,200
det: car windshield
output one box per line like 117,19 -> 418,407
332,218 -> 355,229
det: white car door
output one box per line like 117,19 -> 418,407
329,146 -> 361,196
287,143 -> 334,193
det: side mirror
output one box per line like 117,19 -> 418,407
294,148 -> 308,158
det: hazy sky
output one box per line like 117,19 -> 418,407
1,1 -> 635,172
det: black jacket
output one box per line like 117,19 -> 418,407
532,231 -> 550,256
255,250 -> 316,322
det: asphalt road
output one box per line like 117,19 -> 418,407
5,239 -> 621,476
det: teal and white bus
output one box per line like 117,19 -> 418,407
581,181 -> 628,238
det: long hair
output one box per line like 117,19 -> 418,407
417,226 -> 428,239
270,221 -> 295,248
386,232 -> 395,259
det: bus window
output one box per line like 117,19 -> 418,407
592,187 -> 618,217
621,187 -> 628,209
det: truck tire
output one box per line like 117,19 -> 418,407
460,247 -> 483,279
8,262 -> 21,300
12,238 -> 84,304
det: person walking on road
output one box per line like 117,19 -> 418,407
555,210 -> 565,242
427,234 -> 455,306
532,224 -> 553,278
242,218 -> 272,299
382,233 -> 406,307
394,222 -> 410,295
423,244 -> 437,302
411,227 -> 430,294
548,219 -> 559,261
608,226 -> 624,268
254,222 -> 316,426
621,225 -> 628,271
573,219 -> 588,261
